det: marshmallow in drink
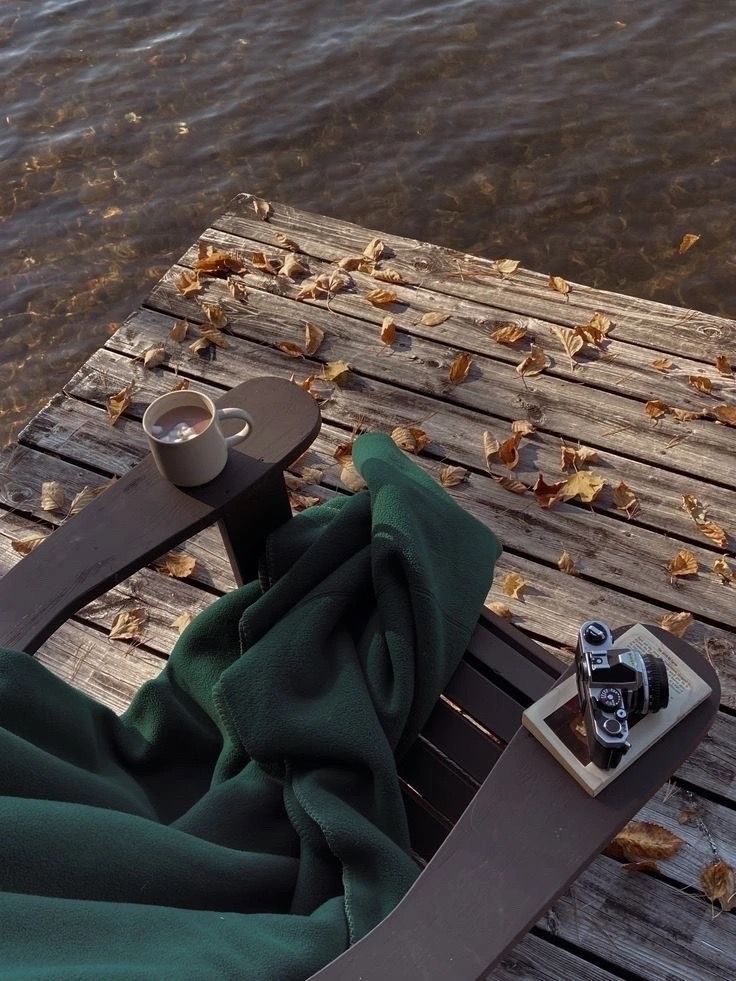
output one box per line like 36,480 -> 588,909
151,405 -> 211,443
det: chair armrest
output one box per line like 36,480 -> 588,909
309,627 -> 720,980
0,377 -> 320,654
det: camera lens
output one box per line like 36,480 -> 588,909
583,622 -> 608,645
642,652 -> 669,712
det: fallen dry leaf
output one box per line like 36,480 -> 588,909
487,601 -> 513,620
391,426 -> 429,454
677,232 -> 700,255
40,481 -> 65,513
170,320 -> 188,342
333,442 -> 353,465
338,256 -> 370,272
296,273 -> 331,300
11,533 -> 48,555
251,251 -> 282,276
502,571 -> 527,599
340,460 -> 367,492
700,860 -> 735,912
511,419 -> 536,436
69,484 -> 109,516
549,275 -> 571,297
498,433 -> 522,470
420,311 -> 450,327
439,465 -> 468,487
574,312 -> 612,348
681,495 -> 728,547
558,550 -> 577,575
671,407 -> 705,423
698,521 -> 729,548
677,806 -> 700,825
483,430 -> 500,469
550,324 -> 584,361
142,345 -> 166,369
379,316 -> 397,345
277,342 -> 305,359
171,379 -> 190,391
365,287 -> 398,307
153,551 -> 197,579
276,233 -> 301,251
561,470 -> 605,503
448,352 -> 473,385
493,475 -> 528,494
252,197 -> 272,221
715,355 -> 733,377
195,246 -> 245,275
290,492 -> 321,512
175,269 -> 202,296
363,237 -> 386,262
170,611 -> 194,635
659,611 -> 694,638
688,374 -> 713,395
560,444 -> 600,471
612,481 -> 640,518
327,268 -> 352,294
304,322 -> 325,356
279,253 -> 310,280
373,267 -> 408,286
110,608 -> 146,642
645,399 -> 670,420
323,360 -> 351,386
713,557 -> 735,583
495,258 -> 520,277
666,549 -> 699,578
107,384 -> 132,426
516,344 -> 549,378
652,357 -> 675,372
711,404 -> 736,426
607,821 -> 684,862
192,325 -> 229,350
199,301 -> 228,329
490,323 -> 528,345
532,474 -> 567,509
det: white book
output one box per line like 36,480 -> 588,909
522,624 -> 712,796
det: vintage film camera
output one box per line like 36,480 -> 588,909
575,621 -> 670,769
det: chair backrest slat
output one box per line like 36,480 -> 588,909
421,699 -> 502,784
444,661 -> 523,744
399,737 -> 476,824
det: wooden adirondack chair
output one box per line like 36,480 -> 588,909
0,377 -> 720,981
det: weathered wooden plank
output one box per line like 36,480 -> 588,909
146,257 -> 736,492
214,193 -> 736,362
181,225 -> 736,413
491,934 -> 622,981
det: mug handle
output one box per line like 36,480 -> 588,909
216,407 -> 253,447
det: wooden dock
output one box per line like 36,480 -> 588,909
2,192 -> 735,980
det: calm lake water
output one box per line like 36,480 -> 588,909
2,0 -> 735,445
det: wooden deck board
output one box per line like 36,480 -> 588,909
8,193 -> 736,981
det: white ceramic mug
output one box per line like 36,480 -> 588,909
142,390 -> 252,487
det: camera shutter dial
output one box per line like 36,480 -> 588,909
597,687 -> 622,710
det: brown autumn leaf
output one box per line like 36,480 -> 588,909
688,374 -> 713,395
659,611 -> 694,638
645,399 -> 670,420
487,601 -> 513,620
379,316 -> 397,345
251,251 -> 282,276
252,197 -> 272,221
338,255 -> 370,272
490,323 -> 529,346
652,357 -> 675,372
327,268 -> 352,294
69,483 -> 109,516
420,311 -> 450,327
700,860 -> 736,911
502,571 -> 527,600
574,311 -> 612,348
560,444 -> 600,470
439,465 -> 468,487
340,460 -> 367,492
713,557 -> 735,583
175,269 -> 202,296
448,352 -> 473,385
698,521 -> 729,548
11,533 -> 48,556
171,379 -> 190,391
483,430 -> 500,469
666,549 -> 699,578
189,337 -> 211,354
391,426 -> 429,454
276,341 -> 305,359
296,273 -> 331,300
304,322 -> 325,356
516,344 -> 549,378
333,442 -> 354,465
107,384 -> 132,426
498,433 -> 522,470
142,345 -> 166,369
715,354 -> 733,377
363,237 -> 386,262
672,407 -> 705,423
711,404 -> 736,426
323,361 -> 351,386
494,258 -> 520,277
170,611 -> 194,635
373,267 -> 408,286
681,495 -> 728,547
677,806 -> 700,825
279,253 -> 309,280
199,301 -> 228,329
532,473 -> 566,508
612,481 -> 640,518
194,247 -> 245,275
677,232 -> 700,255
493,475 -> 528,494
170,320 -> 188,342
607,821 -> 684,862
365,287 -> 398,307
511,419 -> 536,436
550,324 -> 584,361
109,608 -> 146,642
549,275 -> 571,297
561,470 -> 605,503
290,492 -> 321,512
558,550 -> 577,575
276,233 -> 301,251
40,481 -> 65,513
153,551 -> 197,579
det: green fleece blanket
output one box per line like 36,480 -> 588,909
0,434 -> 500,980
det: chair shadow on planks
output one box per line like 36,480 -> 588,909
0,378 -> 720,981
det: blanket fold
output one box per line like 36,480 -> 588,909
0,433 -> 500,980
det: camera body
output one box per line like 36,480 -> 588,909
575,621 -> 670,770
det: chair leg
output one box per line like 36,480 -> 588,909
218,471 -> 292,586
